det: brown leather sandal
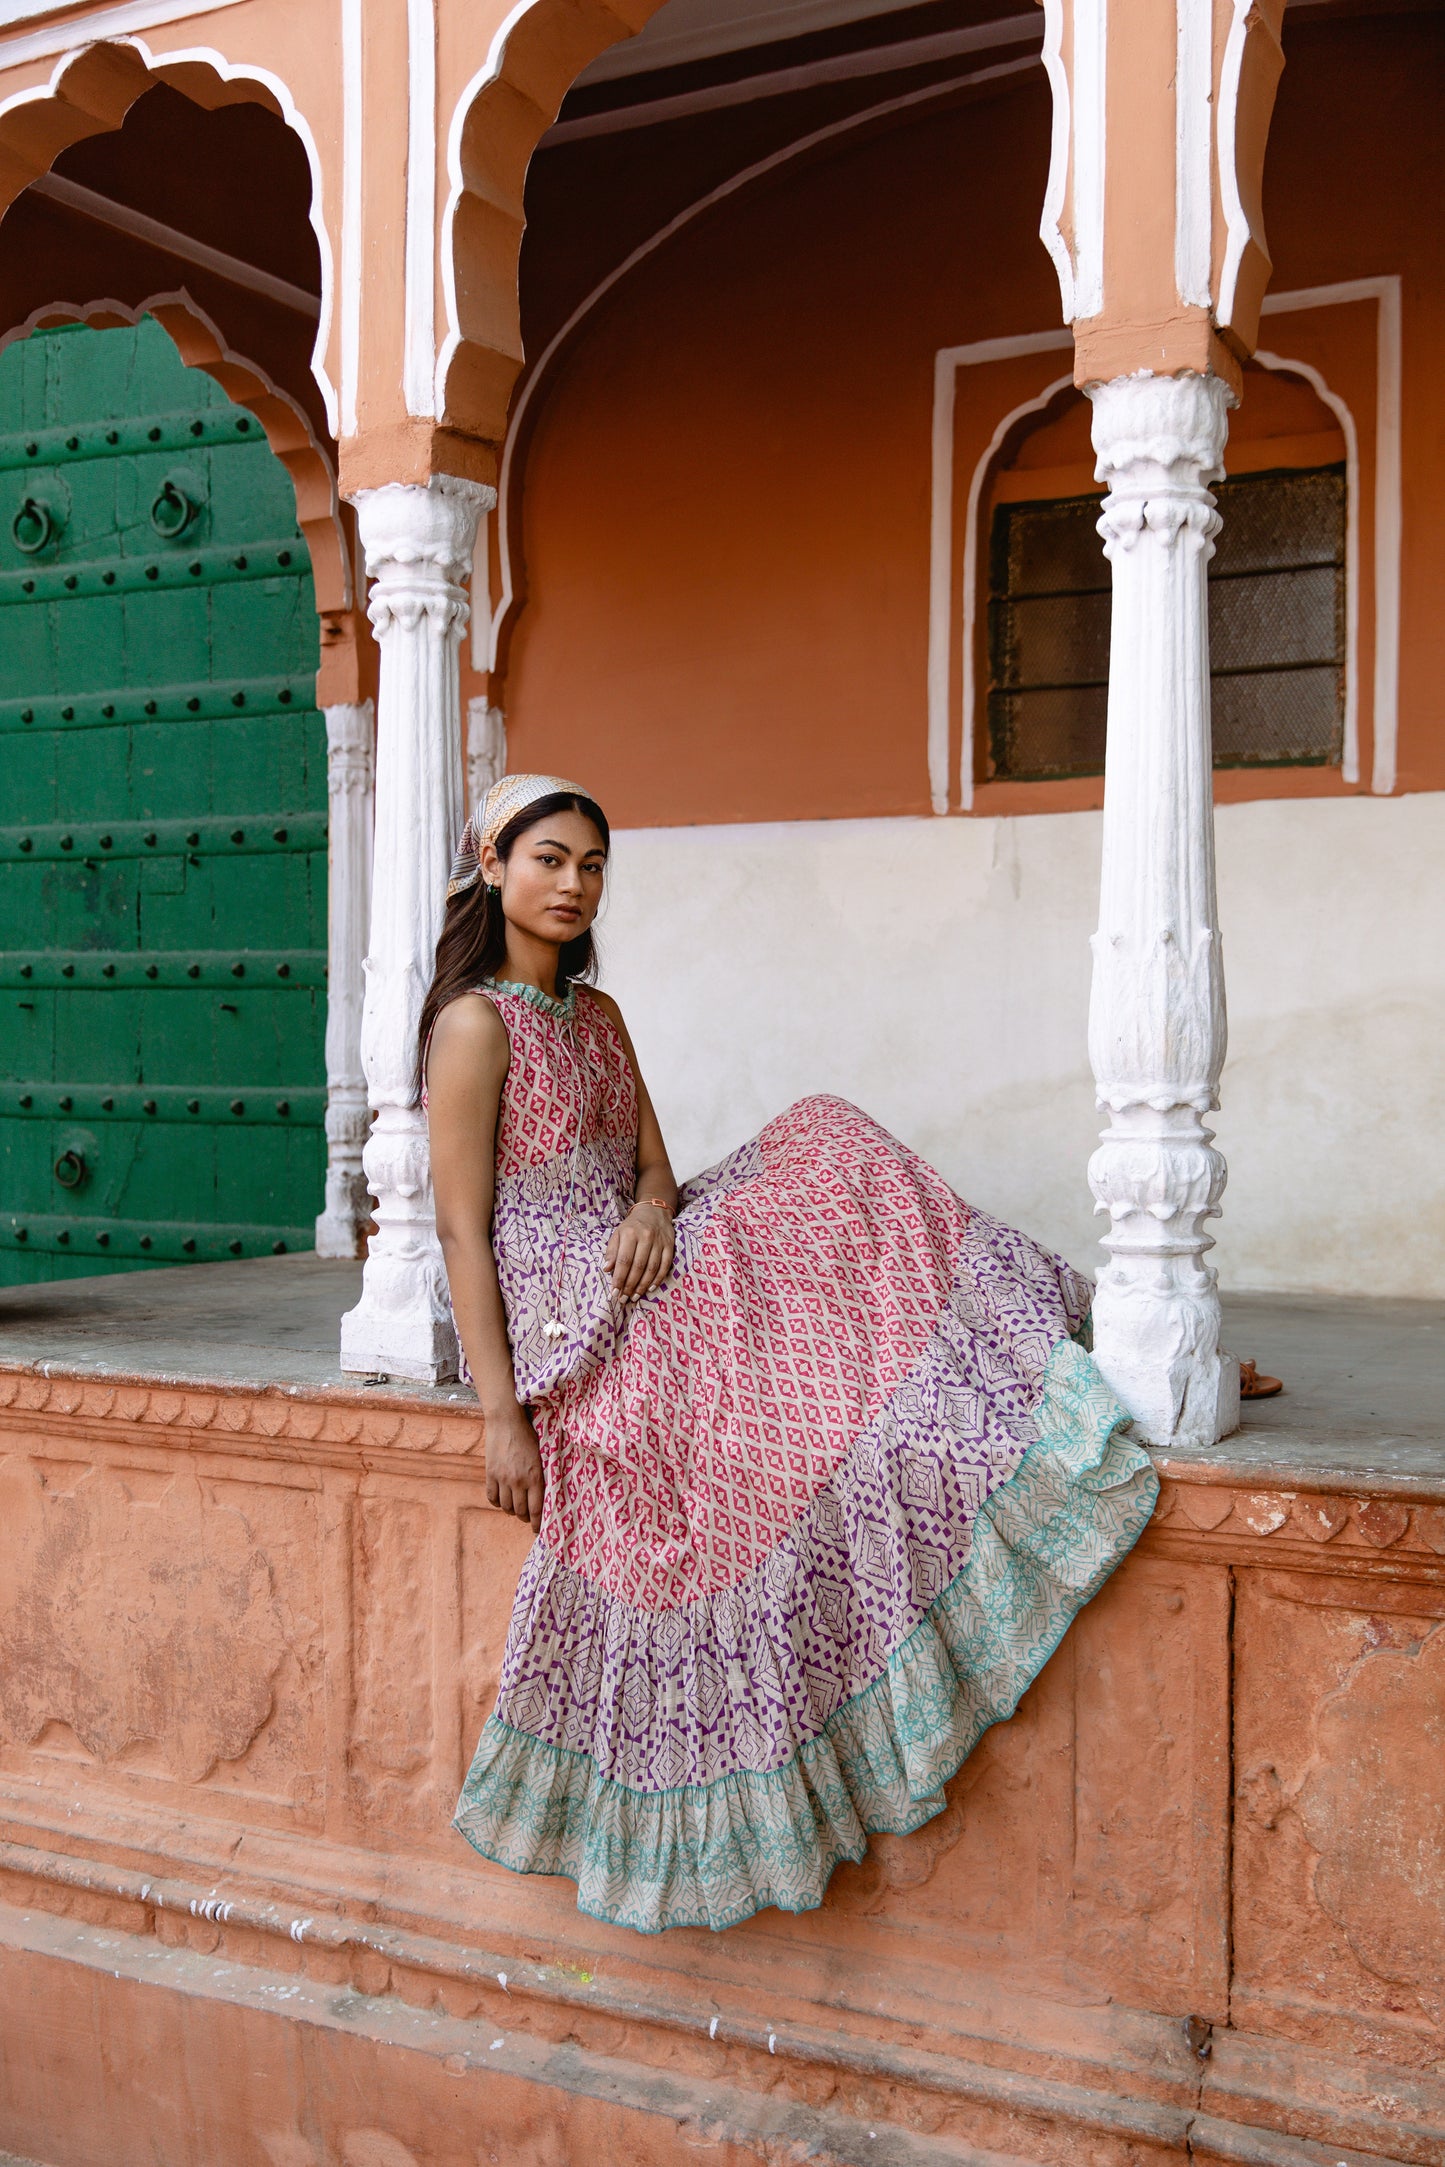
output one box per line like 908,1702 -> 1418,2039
1240,1359 -> 1283,1400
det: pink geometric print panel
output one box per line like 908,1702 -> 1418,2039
492,993 -> 637,1177
536,1095 -> 965,1611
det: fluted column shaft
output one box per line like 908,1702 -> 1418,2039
1085,372 -> 1240,1449
314,700 -> 375,1260
339,477 -> 493,1382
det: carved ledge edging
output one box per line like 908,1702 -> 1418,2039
1150,1478 -> 1445,1560
0,1363 -> 485,1459
0,1834 -> 1275,2156
3,1829 -> 1439,2167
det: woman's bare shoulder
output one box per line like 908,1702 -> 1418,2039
583,985 -> 625,1028
429,991 -> 510,1071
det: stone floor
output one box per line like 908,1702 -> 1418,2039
0,1255 -> 1440,1486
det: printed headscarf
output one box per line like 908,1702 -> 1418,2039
446,772 -> 593,899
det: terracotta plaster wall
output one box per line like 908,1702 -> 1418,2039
498,16 -> 1445,829
1,1377 -> 1444,2165
501,78 -> 1061,828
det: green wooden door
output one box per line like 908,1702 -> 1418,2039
0,318 -> 328,1285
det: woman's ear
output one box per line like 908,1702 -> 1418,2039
479,840 -> 502,889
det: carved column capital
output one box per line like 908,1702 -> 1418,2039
353,479 -> 494,648
1089,370 -> 1232,484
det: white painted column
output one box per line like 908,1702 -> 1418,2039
340,477 -> 493,1382
315,699 -> 375,1259
465,696 -> 506,811
1085,371 -> 1240,1449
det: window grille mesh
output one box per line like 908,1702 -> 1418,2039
986,465 -> 1346,780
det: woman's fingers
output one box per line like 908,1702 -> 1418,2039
608,1220 -> 677,1302
526,1475 -> 544,1532
628,1233 -> 661,1297
617,1229 -> 648,1297
616,1229 -> 675,1299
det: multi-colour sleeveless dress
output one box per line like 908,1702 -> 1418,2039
450,977 -> 1158,1932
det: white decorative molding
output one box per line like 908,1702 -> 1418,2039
316,702 -> 376,1260
0,0 -> 244,60
434,0 -> 543,418
340,478 -> 493,1381
1250,346 -> 1360,784
545,14 -> 1041,141
1260,276 -> 1402,796
340,0 -> 363,439
1070,0 -> 1106,321
1174,0 -> 1213,309
1037,0 -> 1104,323
1214,0 -> 1256,334
28,173 -> 320,319
1085,369 -> 1239,1450
466,698 -> 506,812
1036,0 -> 1073,321
404,0 -> 437,420
929,330 -> 1072,812
0,37 -> 338,437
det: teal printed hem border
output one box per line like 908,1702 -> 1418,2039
453,1336 -> 1159,1934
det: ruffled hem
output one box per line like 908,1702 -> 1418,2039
452,1338 -> 1158,1933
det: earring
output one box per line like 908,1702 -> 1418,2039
486,882 -> 500,899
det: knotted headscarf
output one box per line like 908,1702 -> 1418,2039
447,772 -> 593,899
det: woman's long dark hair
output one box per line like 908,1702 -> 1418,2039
414,790 -> 610,1102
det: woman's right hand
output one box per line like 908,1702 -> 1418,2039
484,1402 -> 545,1532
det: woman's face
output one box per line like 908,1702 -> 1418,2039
482,808 -> 607,944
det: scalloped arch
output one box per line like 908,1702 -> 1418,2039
0,291 -> 350,614
0,37 -> 337,437
434,0 -> 663,442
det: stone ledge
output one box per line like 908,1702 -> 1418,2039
0,1902 -> 1427,2167
2,1818 -> 1441,2167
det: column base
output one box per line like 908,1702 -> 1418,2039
339,1263 -> 458,1384
1090,1279 -> 1242,1451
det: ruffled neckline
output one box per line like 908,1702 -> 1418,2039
483,976 -> 577,1021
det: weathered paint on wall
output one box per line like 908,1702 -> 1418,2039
596,794 -> 1445,1300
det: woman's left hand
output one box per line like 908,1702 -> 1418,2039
605,1202 -> 675,1301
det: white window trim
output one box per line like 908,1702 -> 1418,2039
931,276 -> 1402,809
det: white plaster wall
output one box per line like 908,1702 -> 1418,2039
598,794 -> 1445,1298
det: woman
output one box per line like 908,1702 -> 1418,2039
424,771 -> 1158,1934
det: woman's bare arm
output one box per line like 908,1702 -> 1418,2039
427,994 -> 544,1530
590,990 -> 678,1301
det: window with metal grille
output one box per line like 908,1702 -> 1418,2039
985,464 -> 1347,780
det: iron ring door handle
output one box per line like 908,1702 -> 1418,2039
12,497 -> 54,553
149,477 -> 199,538
53,1148 -> 87,1190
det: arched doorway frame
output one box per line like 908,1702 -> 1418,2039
0,36 -> 337,437
0,288 -> 350,612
